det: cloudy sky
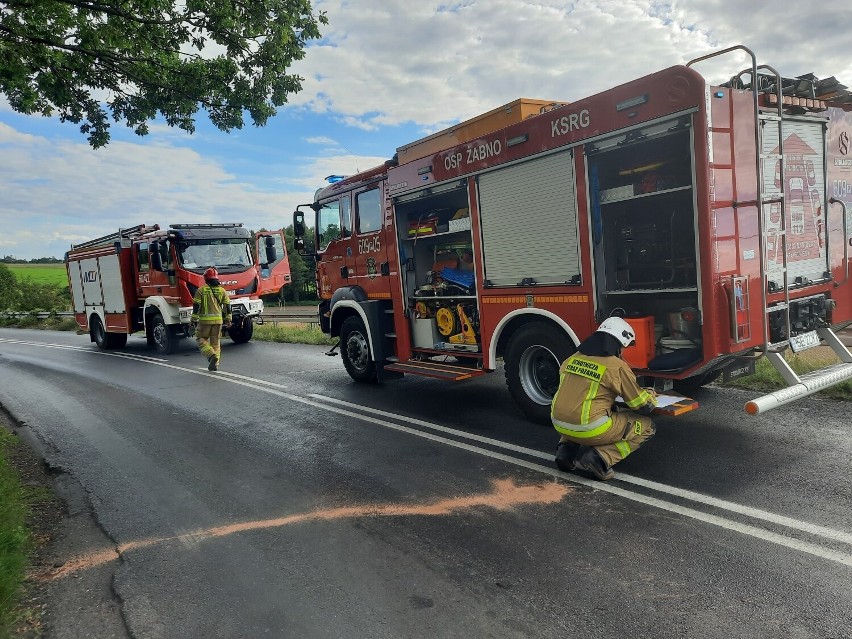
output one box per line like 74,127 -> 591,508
2,0 -> 850,260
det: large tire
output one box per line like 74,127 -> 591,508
91,315 -> 108,350
229,317 -> 254,344
340,315 -> 378,383
91,316 -> 127,350
504,322 -> 576,424
150,313 -> 177,355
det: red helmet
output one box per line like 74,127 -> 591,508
203,267 -> 219,281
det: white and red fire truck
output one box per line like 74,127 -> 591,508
66,223 -> 290,353
293,45 -> 852,421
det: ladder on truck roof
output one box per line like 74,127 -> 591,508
688,45 -> 852,414
70,224 -> 159,251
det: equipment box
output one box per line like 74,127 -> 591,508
408,217 -> 439,238
622,315 -> 656,369
411,318 -> 441,348
396,98 -> 565,163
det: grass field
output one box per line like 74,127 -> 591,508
5,264 -> 67,287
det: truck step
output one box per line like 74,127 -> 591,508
745,327 -> 852,414
383,360 -> 486,381
745,362 -> 852,414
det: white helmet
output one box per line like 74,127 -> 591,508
596,316 -> 636,348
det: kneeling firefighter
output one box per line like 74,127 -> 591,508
551,317 -> 657,480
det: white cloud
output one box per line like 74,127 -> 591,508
290,0 -> 849,131
305,135 -> 338,145
0,127 -> 383,259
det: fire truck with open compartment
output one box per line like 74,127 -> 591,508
66,223 -> 290,354
293,45 -> 852,422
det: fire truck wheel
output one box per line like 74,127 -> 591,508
150,313 -> 178,355
91,316 -> 127,350
339,316 -> 378,383
504,322 -> 576,425
91,315 -> 109,350
229,318 -> 254,344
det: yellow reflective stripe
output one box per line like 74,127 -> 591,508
615,440 -> 632,458
580,379 -> 598,423
624,389 -> 652,409
552,415 -> 613,439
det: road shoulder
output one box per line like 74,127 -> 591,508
1,407 -> 128,638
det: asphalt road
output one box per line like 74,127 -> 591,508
0,328 -> 851,639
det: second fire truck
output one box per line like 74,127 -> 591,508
294,45 -> 852,422
66,223 -> 290,354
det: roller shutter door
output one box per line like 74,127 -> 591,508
478,150 -> 580,287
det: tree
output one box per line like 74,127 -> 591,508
0,0 -> 327,147
283,224 -> 313,303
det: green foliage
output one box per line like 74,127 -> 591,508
253,321 -> 333,345
0,430 -> 31,636
0,265 -> 19,311
281,224 -> 316,303
0,0 -> 327,147
0,264 -> 71,313
1,256 -> 62,264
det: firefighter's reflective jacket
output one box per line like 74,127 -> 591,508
191,285 -> 231,324
551,353 -> 655,438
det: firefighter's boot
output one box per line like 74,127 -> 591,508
207,355 -> 219,372
555,442 -> 580,472
576,448 -> 615,481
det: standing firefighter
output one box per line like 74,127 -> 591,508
191,268 -> 231,372
551,317 -> 657,481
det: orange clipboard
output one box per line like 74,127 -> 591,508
651,392 -> 699,416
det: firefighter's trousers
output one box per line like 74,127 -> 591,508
196,322 -> 222,363
559,411 -> 655,468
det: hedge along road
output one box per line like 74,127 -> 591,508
0,328 -> 851,639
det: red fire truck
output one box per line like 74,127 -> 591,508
66,223 -> 290,354
293,45 -> 852,421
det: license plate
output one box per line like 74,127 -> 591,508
789,330 -> 821,352
722,359 -> 756,384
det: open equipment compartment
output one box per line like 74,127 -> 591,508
392,180 -> 480,351
586,114 -> 702,370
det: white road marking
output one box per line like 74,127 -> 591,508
3,336 -> 852,567
308,394 -> 852,548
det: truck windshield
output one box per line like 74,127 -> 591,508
177,239 -> 254,271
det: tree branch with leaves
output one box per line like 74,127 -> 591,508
0,0 -> 327,147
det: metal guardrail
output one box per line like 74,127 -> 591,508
1,309 -> 322,327
1,311 -> 74,319
261,310 -> 320,327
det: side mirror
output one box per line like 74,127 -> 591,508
295,237 -> 305,253
293,211 -> 306,238
264,236 -> 277,263
149,241 -> 163,271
